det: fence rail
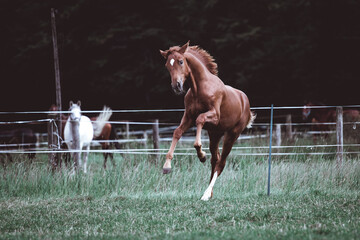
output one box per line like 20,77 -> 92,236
1,105 -> 359,161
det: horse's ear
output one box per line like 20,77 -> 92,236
69,101 -> 74,107
77,100 -> 81,107
179,41 -> 190,54
160,49 -> 168,59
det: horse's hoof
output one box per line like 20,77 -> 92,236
199,156 -> 206,163
163,168 -> 172,174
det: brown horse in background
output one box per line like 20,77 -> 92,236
302,102 -> 360,140
49,104 -> 120,169
0,128 -> 37,167
160,41 -> 255,200
90,116 -> 120,169
302,102 -> 336,138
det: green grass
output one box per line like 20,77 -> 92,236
0,142 -> 360,239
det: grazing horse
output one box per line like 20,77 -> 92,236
160,42 -> 255,201
50,104 -> 120,169
64,101 -> 112,173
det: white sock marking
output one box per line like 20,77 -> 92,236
201,171 -> 218,201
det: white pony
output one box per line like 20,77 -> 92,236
64,101 -> 112,173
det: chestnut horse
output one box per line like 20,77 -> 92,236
49,104 -> 120,169
160,42 -> 255,201
90,116 -> 120,169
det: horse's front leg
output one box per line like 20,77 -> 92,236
82,145 -> 90,173
194,108 -> 220,163
163,113 -> 192,174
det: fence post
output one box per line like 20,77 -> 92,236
336,107 -> 343,167
47,119 -> 57,170
125,122 -> 130,139
286,114 -> 293,140
143,131 -> 148,148
268,104 -> 274,196
275,124 -> 281,146
152,119 -> 160,161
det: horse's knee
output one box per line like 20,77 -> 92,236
196,116 -> 205,126
173,128 -> 183,140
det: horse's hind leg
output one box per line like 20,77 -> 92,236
109,152 -> 116,168
201,130 -> 239,201
200,131 -> 222,201
102,143 -> 108,169
103,152 -> 108,169
102,143 -> 115,169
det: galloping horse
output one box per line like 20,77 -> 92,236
64,101 -> 112,173
160,42 -> 255,200
50,104 -> 120,169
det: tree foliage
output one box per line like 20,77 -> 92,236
0,0 -> 359,111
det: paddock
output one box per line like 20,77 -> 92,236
0,105 -> 360,238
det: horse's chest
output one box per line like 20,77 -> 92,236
190,100 -> 211,115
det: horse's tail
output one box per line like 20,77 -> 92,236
109,124 -> 121,149
93,106 -> 113,138
246,111 -> 256,129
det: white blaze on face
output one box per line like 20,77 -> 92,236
170,58 -> 175,66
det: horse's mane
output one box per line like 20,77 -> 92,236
168,45 -> 218,76
188,46 -> 218,76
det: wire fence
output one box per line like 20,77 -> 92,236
0,104 -> 359,158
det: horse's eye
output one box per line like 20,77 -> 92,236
179,60 -> 184,65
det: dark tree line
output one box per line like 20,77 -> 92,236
0,0 -> 359,112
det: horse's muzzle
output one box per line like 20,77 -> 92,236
172,81 -> 184,95
70,117 -> 81,122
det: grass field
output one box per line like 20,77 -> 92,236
0,140 -> 360,239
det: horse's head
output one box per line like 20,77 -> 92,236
160,41 -> 191,95
302,106 -> 311,121
69,101 -> 82,121
302,102 -> 313,121
49,104 -> 58,111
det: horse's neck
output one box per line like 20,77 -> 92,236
185,53 -> 211,96
69,119 -> 80,146
61,114 -> 68,121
